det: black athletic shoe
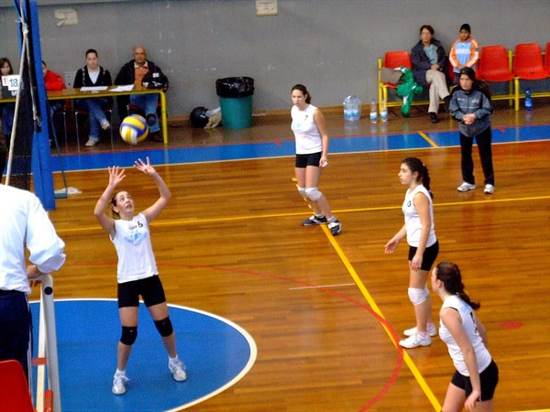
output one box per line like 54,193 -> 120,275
328,219 -> 342,235
429,112 -> 439,123
303,215 -> 327,226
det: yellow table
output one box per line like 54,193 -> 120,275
1,87 -> 169,145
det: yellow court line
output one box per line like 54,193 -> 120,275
418,131 -> 439,148
55,194 -> 550,235
319,224 -> 441,410
512,409 -> 550,412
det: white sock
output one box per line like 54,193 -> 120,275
115,368 -> 126,377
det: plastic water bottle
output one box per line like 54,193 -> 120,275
525,88 -> 533,111
380,101 -> 388,123
369,98 -> 377,123
343,95 -> 361,122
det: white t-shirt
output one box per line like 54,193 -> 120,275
291,104 -> 323,154
439,295 -> 492,376
88,67 -> 100,84
110,213 -> 158,283
402,184 -> 436,247
0,185 -> 65,293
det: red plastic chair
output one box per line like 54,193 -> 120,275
384,50 -> 412,71
544,42 -> 550,74
512,43 -> 550,110
477,45 -> 514,82
476,45 -> 515,106
513,42 -> 549,80
0,360 -> 34,412
378,50 -> 411,111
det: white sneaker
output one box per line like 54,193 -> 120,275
112,373 -> 129,395
100,119 -> 111,130
404,323 -> 437,337
484,184 -> 495,194
85,137 -> 99,147
168,357 -> 187,382
327,218 -> 342,236
457,182 -> 476,192
399,333 -> 432,349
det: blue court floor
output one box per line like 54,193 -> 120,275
30,300 -> 256,412
50,124 -> 550,172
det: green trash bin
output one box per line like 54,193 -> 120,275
216,77 -> 254,129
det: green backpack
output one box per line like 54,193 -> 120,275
396,68 -> 424,117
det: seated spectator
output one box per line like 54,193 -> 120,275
42,61 -> 65,91
0,57 -> 15,146
74,49 -> 113,147
411,25 -> 450,123
115,46 -> 168,142
449,24 -> 479,82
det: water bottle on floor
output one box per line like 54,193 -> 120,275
343,95 -> 361,122
369,98 -> 377,124
380,101 -> 388,123
525,88 -> 533,111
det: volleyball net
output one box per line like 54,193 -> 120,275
4,0 -> 55,209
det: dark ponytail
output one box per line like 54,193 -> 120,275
435,262 -> 480,310
402,157 -> 433,198
111,192 -> 121,219
291,84 -> 311,104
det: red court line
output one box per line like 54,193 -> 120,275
175,262 -> 406,411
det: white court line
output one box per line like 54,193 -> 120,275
289,283 -> 355,291
29,298 -> 257,412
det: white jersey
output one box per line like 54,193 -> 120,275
291,104 -> 323,154
402,184 -> 437,247
439,295 -> 492,376
110,213 -> 158,283
0,184 -> 65,293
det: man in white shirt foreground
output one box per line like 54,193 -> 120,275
0,144 -> 66,378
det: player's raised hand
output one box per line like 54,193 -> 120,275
108,166 -> 126,188
134,157 -> 156,175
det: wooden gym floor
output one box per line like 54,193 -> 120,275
33,104 -> 550,411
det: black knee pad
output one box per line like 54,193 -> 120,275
154,317 -> 173,337
120,326 -> 137,345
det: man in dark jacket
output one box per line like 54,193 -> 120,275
115,46 -> 168,140
411,25 -> 450,123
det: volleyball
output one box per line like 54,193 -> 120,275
119,115 -> 149,145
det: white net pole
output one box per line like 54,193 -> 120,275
36,294 -> 47,412
36,274 -> 62,412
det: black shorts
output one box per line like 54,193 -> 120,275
117,275 -> 167,308
408,240 -> 439,271
295,152 -> 322,168
451,360 -> 499,401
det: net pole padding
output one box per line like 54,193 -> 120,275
27,0 -> 56,209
